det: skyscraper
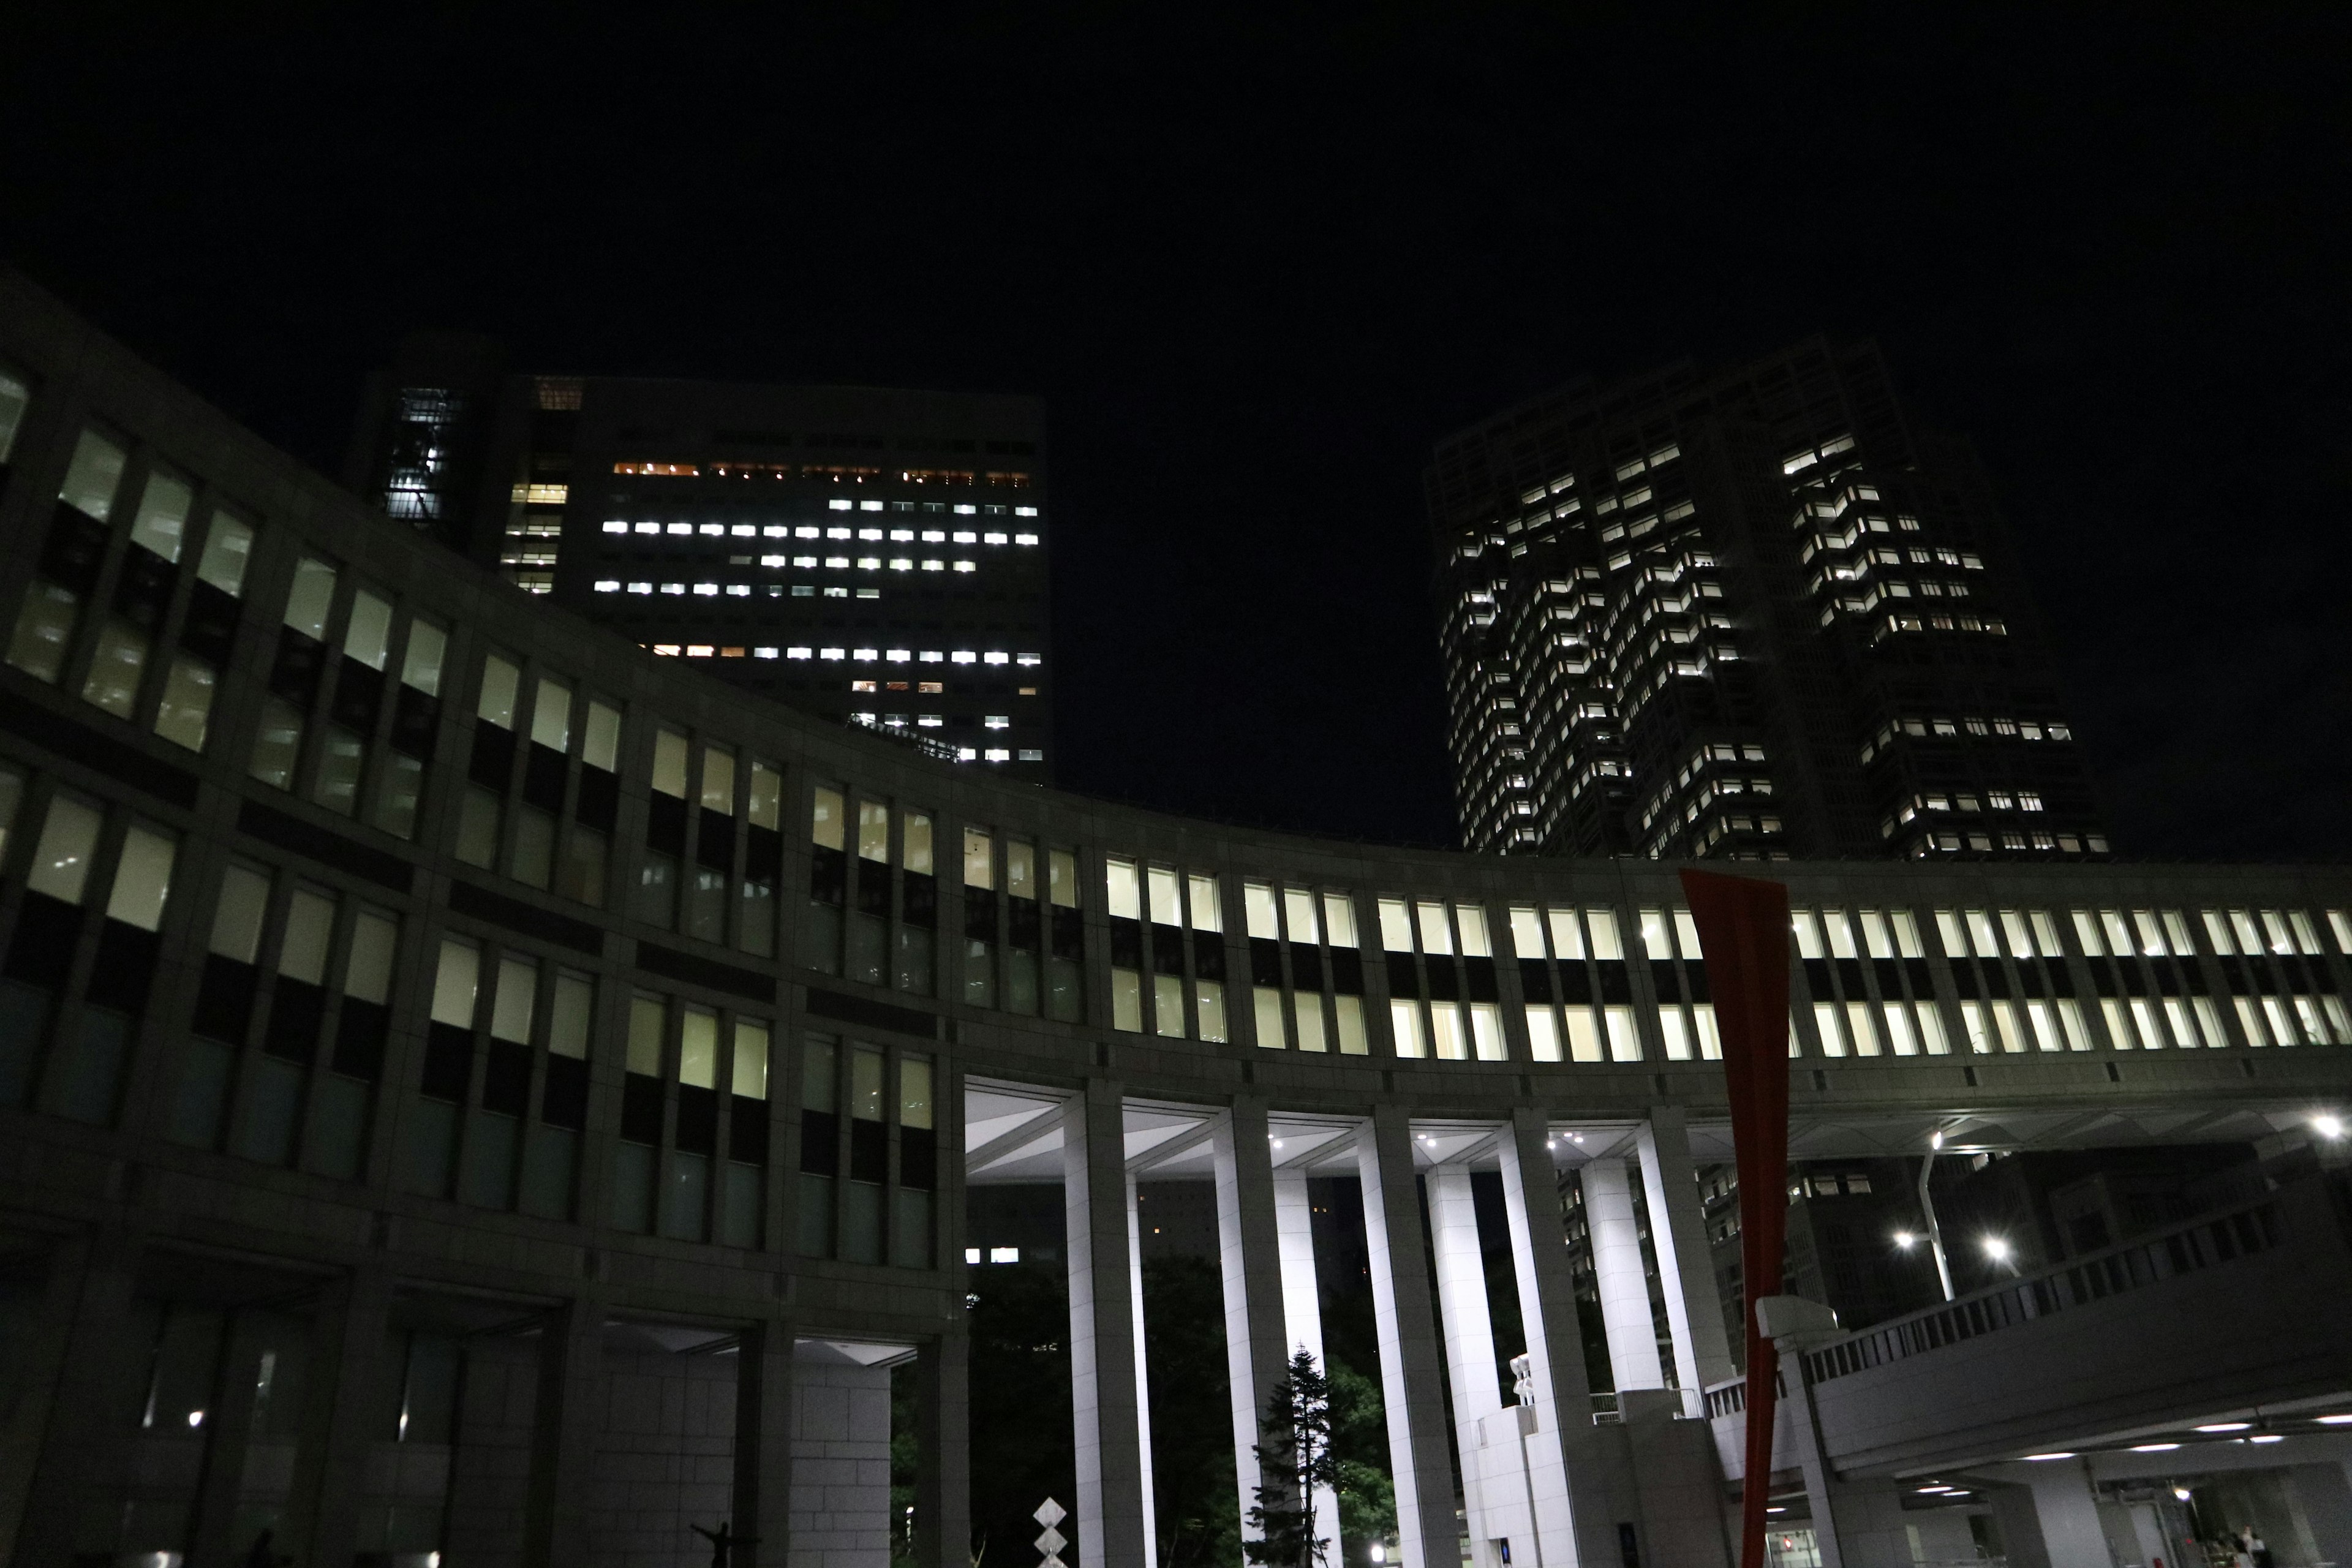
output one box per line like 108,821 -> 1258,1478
347,340 -> 1056,780
1425,338 -> 2108,861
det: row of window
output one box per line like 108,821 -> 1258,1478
599,519 -> 1041,544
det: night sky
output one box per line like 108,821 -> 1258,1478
6,7 -> 2346,859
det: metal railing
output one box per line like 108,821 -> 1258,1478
1803,1194 -> 2290,1387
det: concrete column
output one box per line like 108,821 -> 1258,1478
1357,1106 -> 1461,1568
914,1325 -> 971,1568
0,1229 -> 92,1559
1429,1164 -> 1506,1567
2007,1461 -> 2113,1568
2290,1463 -> 2352,1568
1213,1101 -> 1291,1552
1637,1107 -> 1738,1412
186,1310 -> 273,1568
524,1293 -> 606,1568
1582,1158 -> 1667,1393
280,1265 -> 393,1568
732,1317 -> 795,1566
13,1228 -> 145,1568
1126,1170 -> 1158,1560
1063,1082 -> 1155,1568
1498,1107 -> 1608,1568
1273,1167 -> 1340,1556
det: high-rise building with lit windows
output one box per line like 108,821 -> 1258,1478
347,339 -> 1055,780
1425,338 -> 2108,861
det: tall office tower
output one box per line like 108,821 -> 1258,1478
348,342 -> 1055,780
1424,338 -> 2109,861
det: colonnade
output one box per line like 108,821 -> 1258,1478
1054,1091 -> 1741,1568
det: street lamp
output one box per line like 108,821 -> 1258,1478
2315,1114 -> 2344,1140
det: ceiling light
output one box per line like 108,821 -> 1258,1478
1892,1231 -> 1917,1248
2195,1422 -> 2251,1433
2132,1443 -> 2180,1452
1982,1236 -> 2013,1262
2250,1436 -> 2285,1445
2023,1453 -> 2074,1462
2174,1488 -> 2193,1502
2318,1415 -> 2352,1425
2313,1114 -> 2344,1140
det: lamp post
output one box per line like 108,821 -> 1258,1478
1917,1129 -> 1956,1302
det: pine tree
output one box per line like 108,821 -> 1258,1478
1243,1351 -> 1335,1568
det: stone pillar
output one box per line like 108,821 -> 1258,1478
1357,1107 -> 1461,1568
524,1292 -> 605,1568
1063,1082 -> 1155,1568
12,1228 -> 145,1568
1428,1164 -> 1505,1567
1637,1107 -> 1738,1412
1273,1167 -> 1340,1556
1213,1100 -> 1290,1551
2288,1462 -> 2352,1568
914,1325 -> 971,1568
1498,1108 -> 1610,1568
280,1265 -> 393,1568
1582,1157 -> 1667,1393
186,1309 -> 273,1568
732,1317 -> 796,1566
0,1229 -> 92,1559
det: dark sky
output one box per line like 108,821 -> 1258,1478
6,6 -> 2346,859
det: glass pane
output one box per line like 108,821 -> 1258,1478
704,746 -> 737,813
1145,865 -> 1177,925
1049,848 -> 1079,909
530,679 -> 571,752
549,973 -> 594,1058
347,910 -> 397,1002
1379,898 -> 1412,952
680,1009 -> 718,1088
1547,907 -> 1584,960
857,799 -> 889,862
7,581 -> 81,683
80,619 -> 148,718
399,617 -> 447,693
1585,908 -> 1623,962
1322,894 -> 1357,948
212,866 -> 270,962
810,785 -> 843,848
344,590 -> 393,670
492,957 -> 537,1042
963,829 -> 992,890
27,795 -> 102,903
284,557 -> 337,639
431,940 -> 479,1028
1008,842 -> 1038,900
1416,902 -> 1452,956
1283,888 -> 1319,944
584,701 -> 622,772
106,825 -> 177,931
196,513 -> 255,596
904,812 -> 934,874
1190,873 -> 1223,933
802,1036 -> 837,1110
900,1055 -> 932,1128
731,1019 -> 769,1099
153,654 -> 216,751
279,889 -> 335,982
0,366 -> 28,464
627,994 -> 666,1075
129,470 -> 193,562
58,428 -> 127,519
477,655 -> 519,728
248,696 -> 304,790
1457,905 -> 1491,958
1105,859 -> 1142,921
1510,907 -> 1545,959
851,1046 -> 884,1120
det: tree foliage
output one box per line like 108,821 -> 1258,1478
1244,1351 -> 1336,1568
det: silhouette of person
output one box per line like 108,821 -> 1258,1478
693,1520 -> 759,1568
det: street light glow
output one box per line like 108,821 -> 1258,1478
2313,1114 -> 2344,1140
1982,1236 -> 2012,1262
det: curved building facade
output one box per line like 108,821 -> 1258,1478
0,273 -> 2348,1568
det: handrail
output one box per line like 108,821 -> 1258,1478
1800,1191 -> 2296,1388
